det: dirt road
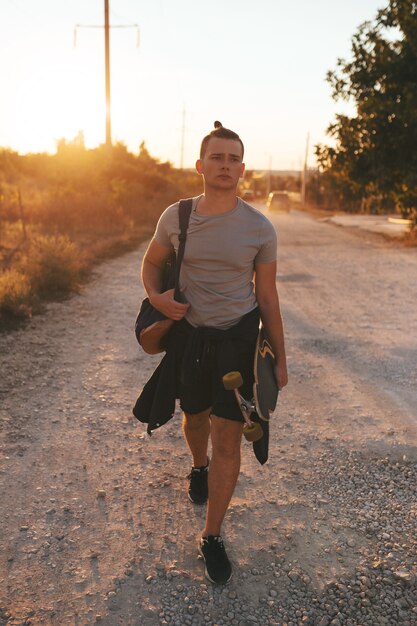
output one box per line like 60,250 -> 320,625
1,210 -> 416,626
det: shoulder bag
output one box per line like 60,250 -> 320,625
135,198 -> 193,354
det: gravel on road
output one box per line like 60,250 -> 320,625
1,210 -> 416,626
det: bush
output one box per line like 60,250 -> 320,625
19,235 -> 87,297
0,269 -> 32,317
0,142 -> 204,322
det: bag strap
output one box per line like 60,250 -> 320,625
173,198 -> 193,301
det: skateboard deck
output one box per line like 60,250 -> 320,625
222,325 -> 279,465
253,325 -> 279,420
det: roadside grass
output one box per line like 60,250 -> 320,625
0,143 -> 203,329
20,235 -> 87,297
0,226 -> 153,328
0,234 -> 87,321
0,268 -> 32,318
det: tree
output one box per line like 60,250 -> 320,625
316,0 -> 417,223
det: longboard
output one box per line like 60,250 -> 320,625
222,325 -> 279,464
253,325 -> 279,421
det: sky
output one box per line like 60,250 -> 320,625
1,0 -> 386,170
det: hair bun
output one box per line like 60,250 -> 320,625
214,121 -> 222,129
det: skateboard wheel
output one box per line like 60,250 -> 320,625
223,371 -> 243,390
243,422 -> 263,442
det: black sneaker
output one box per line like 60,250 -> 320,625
187,461 -> 209,504
198,535 -> 232,584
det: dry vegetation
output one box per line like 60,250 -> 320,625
0,139 -> 202,324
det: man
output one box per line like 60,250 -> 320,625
141,122 -> 288,584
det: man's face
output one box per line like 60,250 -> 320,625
196,137 -> 245,191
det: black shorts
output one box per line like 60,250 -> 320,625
171,308 -> 260,422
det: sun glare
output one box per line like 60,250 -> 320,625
7,63 -> 106,154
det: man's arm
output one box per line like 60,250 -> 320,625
141,238 -> 189,321
254,260 -> 288,390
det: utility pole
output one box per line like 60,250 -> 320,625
266,154 -> 272,197
180,105 -> 186,169
301,132 -> 310,208
104,0 -> 111,148
74,2 -> 139,150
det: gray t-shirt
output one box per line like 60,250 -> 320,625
154,195 -> 277,329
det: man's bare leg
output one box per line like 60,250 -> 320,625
182,409 -> 211,467
202,416 -> 243,537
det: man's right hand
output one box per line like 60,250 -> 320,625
150,289 -> 190,321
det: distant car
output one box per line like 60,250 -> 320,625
242,189 -> 255,201
266,191 -> 290,212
